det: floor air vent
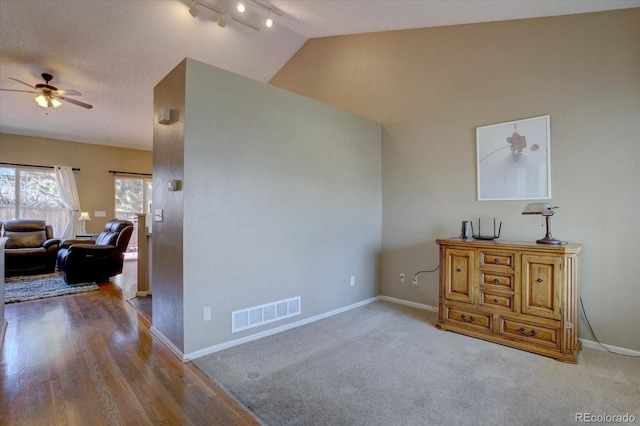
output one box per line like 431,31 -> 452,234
232,296 -> 301,333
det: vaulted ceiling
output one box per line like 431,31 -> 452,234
1,0 -> 637,151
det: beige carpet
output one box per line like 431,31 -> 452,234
193,301 -> 640,426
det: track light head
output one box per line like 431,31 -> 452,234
236,2 -> 245,13
188,2 -> 200,17
265,16 -> 273,28
218,12 -> 227,27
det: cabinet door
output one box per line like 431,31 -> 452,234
444,248 -> 475,303
521,254 -> 561,320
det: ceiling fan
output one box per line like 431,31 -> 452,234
0,73 -> 93,109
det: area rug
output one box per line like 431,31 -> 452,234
4,272 -> 99,303
193,301 -> 640,426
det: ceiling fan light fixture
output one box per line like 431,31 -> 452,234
35,94 -> 49,108
35,94 -> 61,108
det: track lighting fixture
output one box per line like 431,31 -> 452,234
186,0 -> 282,31
188,2 -> 200,18
218,12 -> 227,27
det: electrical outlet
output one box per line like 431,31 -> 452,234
203,306 -> 212,321
350,276 -> 356,286
400,273 -> 405,283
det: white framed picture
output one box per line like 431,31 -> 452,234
476,115 -> 551,201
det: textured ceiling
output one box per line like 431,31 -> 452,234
1,0 -> 638,151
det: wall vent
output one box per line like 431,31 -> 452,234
231,296 -> 301,333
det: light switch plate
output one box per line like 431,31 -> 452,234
154,208 -> 163,223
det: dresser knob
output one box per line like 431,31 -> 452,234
493,298 -> 499,303
460,314 -> 475,322
494,258 -> 500,264
456,268 -> 462,272
537,278 -> 543,283
519,327 -> 537,336
493,278 -> 499,285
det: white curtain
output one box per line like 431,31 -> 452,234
54,165 -> 82,239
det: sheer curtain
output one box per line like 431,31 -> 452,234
54,165 -> 82,239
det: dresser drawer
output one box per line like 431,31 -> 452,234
480,250 -> 515,270
480,271 -> 514,290
480,292 -> 514,311
446,305 -> 492,332
500,317 -> 560,348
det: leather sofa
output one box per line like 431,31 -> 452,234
57,219 -> 134,284
2,219 -> 61,277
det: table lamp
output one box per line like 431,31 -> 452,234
522,203 -> 563,245
78,211 -> 91,235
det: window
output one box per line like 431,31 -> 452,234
0,166 -> 69,236
114,177 -> 152,255
114,177 -> 152,219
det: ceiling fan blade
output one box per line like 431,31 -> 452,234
53,94 -> 93,109
0,88 -> 38,93
8,77 -> 37,90
52,89 -> 82,96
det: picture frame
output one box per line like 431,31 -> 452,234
476,115 -> 551,201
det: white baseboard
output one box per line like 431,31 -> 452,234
155,297 -> 640,363
150,325 -> 188,362
135,290 -> 151,297
185,296 -> 380,361
580,339 -> 640,357
152,294 -> 640,363
379,295 -> 438,312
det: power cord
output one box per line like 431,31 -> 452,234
580,297 -> 640,358
412,266 -> 439,284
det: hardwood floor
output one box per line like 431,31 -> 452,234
1,263 -> 259,426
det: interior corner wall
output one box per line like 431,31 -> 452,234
270,9 -> 640,351
180,58 -> 381,355
152,60 -> 186,352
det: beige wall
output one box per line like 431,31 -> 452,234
152,60 -> 186,352
271,9 -> 640,351
154,58 -> 381,357
0,133 -> 152,234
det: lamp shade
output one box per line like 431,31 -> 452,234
78,212 -> 91,221
522,202 -> 552,215
522,203 -> 563,245
35,94 -> 61,108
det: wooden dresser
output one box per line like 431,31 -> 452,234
436,238 -> 582,363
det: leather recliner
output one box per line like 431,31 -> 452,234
2,219 -> 61,277
57,219 -> 134,284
